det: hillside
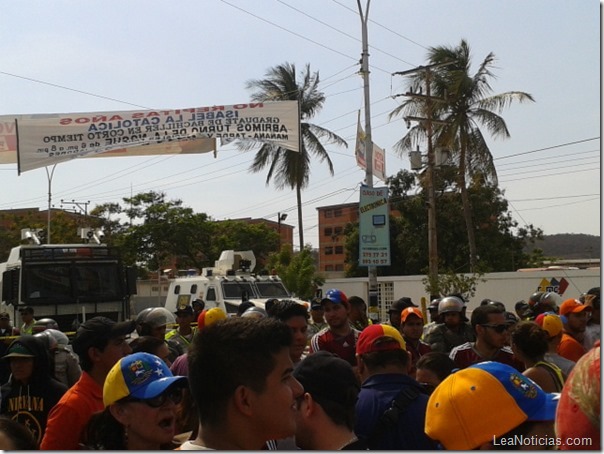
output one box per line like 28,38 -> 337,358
531,234 -> 601,260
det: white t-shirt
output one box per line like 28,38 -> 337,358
178,440 -> 214,450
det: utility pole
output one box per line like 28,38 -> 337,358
357,0 -> 379,322
393,61 -> 454,298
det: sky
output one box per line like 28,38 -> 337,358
0,0 -> 600,251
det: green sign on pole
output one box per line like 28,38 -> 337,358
359,186 -> 390,267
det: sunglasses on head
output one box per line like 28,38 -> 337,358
124,387 -> 183,408
480,323 -> 508,333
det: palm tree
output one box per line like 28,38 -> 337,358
391,39 -> 534,272
240,63 -> 347,251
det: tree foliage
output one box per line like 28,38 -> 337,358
345,168 -> 544,280
266,246 -> 324,300
240,62 -> 347,250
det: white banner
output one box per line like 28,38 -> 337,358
0,115 -> 216,166
355,111 -> 386,182
14,101 -> 300,173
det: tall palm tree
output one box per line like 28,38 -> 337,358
240,63 -> 347,251
391,39 -> 534,272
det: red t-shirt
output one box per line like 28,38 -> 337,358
450,342 -> 523,371
309,327 -> 361,366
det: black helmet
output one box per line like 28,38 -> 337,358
528,292 -> 544,307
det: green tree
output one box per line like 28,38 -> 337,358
390,39 -> 534,272
266,246 -> 324,300
344,169 -> 543,278
240,62 -> 347,250
207,220 -> 279,268
120,191 -> 213,272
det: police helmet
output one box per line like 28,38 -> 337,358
32,318 -> 59,333
135,307 -> 176,335
438,296 -> 464,315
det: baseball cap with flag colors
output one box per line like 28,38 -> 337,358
425,361 -> 558,450
321,288 -> 348,306
535,312 -> 564,338
356,324 -> 406,355
103,352 -> 187,407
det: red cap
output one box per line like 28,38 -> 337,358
559,299 -> 591,317
356,324 -> 406,356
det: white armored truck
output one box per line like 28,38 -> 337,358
164,250 -> 307,315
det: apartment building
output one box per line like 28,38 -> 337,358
316,202 -> 359,278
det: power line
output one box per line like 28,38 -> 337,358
494,137 -> 599,160
276,0 -> 419,66
219,0 -> 393,75
0,71 -> 151,110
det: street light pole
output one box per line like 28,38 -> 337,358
357,0 -> 380,322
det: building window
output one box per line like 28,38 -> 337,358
334,208 -> 342,217
334,226 -> 343,235
325,265 -> 334,271
335,264 -> 344,271
335,245 -> 344,254
325,210 -> 333,218
324,227 -> 333,236
325,246 -> 333,255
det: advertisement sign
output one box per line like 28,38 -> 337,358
13,101 -> 299,173
355,112 -> 386,182
359,185 -> 390,267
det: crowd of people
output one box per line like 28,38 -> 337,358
0,286 -> 599,450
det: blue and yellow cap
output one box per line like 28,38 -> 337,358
103,352 -> 187,407
425,361 -> 558,450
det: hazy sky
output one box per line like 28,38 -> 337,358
0,0 -> 600,250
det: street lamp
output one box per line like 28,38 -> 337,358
277,213 -> 288,249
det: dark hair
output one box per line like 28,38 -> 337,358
347,296 -> 366,308
83,408 -> 127,450
77,336 -> 112,372
236,301 -> 256,317
130,335 -> 165,356
188,317 -> 293,426
510,321 -> 548,361
415,352 -> 456,382
313,388 -> 358,431
358,349 -> 409,371
0,416 -> 38,450
471,304 -> 505,329
267,299 -> 309,322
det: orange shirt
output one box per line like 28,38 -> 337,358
557,333 -> 587,363
40,371 -> 103,450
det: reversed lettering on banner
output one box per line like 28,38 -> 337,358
13,101 -> 300,173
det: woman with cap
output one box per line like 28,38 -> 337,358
0,335 -> 68,445
83,352 -> 188,450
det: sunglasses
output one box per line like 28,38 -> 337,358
480,323 -> 508,334
125,387 -> 183,408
